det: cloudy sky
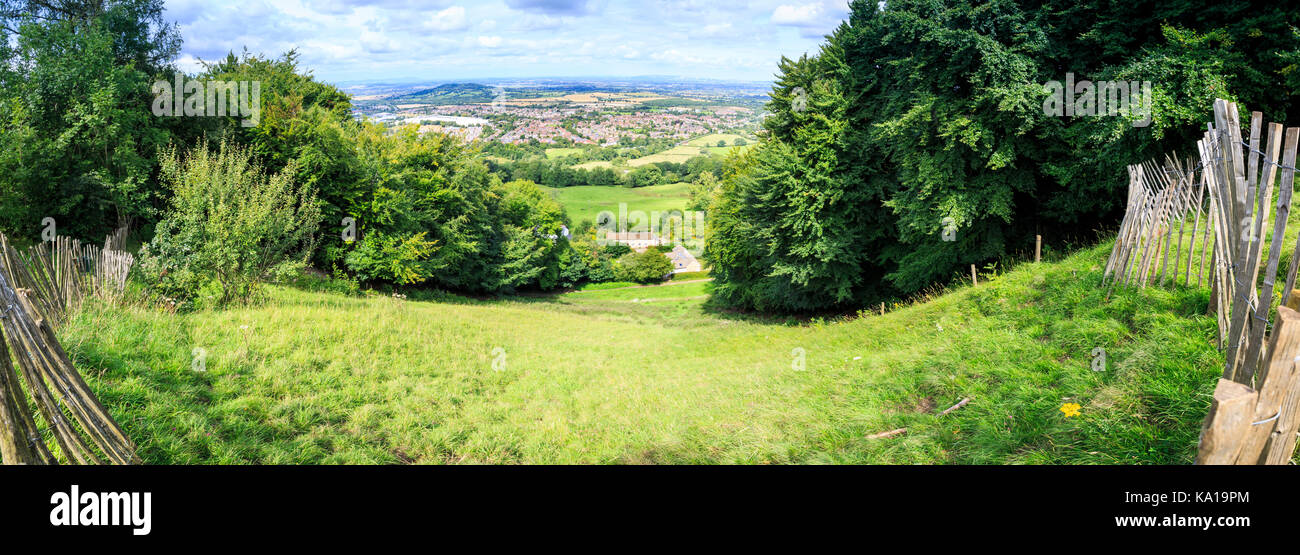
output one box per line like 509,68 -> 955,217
163,0 -> 853,84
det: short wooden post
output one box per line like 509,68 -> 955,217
1262,367 -> 1300,464
1195,379 -> 1257,464
970,264 -> 978,286
1035,235 -> 1041,263
879,302 -> 884,316
1234,306 -> 1300,464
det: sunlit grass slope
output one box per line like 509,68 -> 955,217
542,181 -> 691,225
61,242 -> 1235,464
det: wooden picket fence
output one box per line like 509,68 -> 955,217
1103,156 -> 1210,290
1104,98 -> 1300,464
0,229 -> 139,465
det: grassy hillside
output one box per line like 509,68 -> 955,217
545,147 -> 584,159
571,134 -> 756,170
393,83 -> 551,105
685,133 -> 751,148
543,182 -> 692,225
59,241 -> 1238,464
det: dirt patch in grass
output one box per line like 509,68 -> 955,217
914,396 -> 937,414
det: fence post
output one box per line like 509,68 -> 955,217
1195,378 -> 1258,464
1036,235 -> 1041,263
0,343 -> 44,463
1234,306 -> 1300,463
970,264 -> 977,286
0,232 -> 139,465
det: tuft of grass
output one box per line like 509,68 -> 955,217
54,239 -> 1259,464
670,270 -> 711,281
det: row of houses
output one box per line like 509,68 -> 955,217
604,232 -> 702,274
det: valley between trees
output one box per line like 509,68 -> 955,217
2,1 -> 1297,465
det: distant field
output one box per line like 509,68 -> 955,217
627,144 -> 752,166
574,160 -> 615,170
565,134 -> 756,170
542,182 -> 692,225
545,148 -> 584,159
627,146 -> 704,166
686,133 -> 751,147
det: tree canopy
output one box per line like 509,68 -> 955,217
706,0 -> 1300,313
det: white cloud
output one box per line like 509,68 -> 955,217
165,0 -> 846,82
771,1 -> 850,38
504,0 -> 598,16
772,3 -> 826,26
360,31 -> 399,53
692,22 -> 739,39
426,6 -> 468,32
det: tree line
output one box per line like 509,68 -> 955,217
705,0 -> 1300,313
0,0 -> 674,309
486,156 -> 724,189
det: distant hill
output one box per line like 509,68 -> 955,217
394,83 -> 501,105
391,83 -> 567,106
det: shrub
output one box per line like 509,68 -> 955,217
602,243 -> 632,258
140,140 -> 320,307
613,249 -> 673,284
344,231 -> 438,285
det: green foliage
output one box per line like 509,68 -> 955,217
613,249 -> 673,283
686,170 -> 718,212
188,52 -> 577,294
708,0 -> 1300,313
190,50 -> 362,270
0,0 -> 180,239
490,179 -> 569,291
345,232 -> 437,285
602,243 -> 632,258
627,165 -> 664,188
557,243 -> 600,288
139,140 -> 320,307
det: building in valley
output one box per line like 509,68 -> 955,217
604,231 -> 665,251
667,245 -> 702,273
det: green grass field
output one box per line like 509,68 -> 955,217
542,182 -> 692,225
545,147 -> 583,159
626,146 -> 704,166
59,240 -> 1244,464
626,143 -> 753,167
569,134 -> 756,170
685,133 -> 751,148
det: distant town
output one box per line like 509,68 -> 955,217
345,80 -> 768,146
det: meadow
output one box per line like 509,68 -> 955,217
685,133 -> 750,148
545,147 -> 584,159
542,182 -> 692,225
572,133 -> 756,170
59,241 -> 1240,464
626,134 -> 755,167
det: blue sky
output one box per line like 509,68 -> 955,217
163,0 -> 852,84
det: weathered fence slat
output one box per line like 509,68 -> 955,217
1195,379 -> 1258,464
1107,99 -> 1300,464
1236,123 -> 1292,384
0,229 -> 139,465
